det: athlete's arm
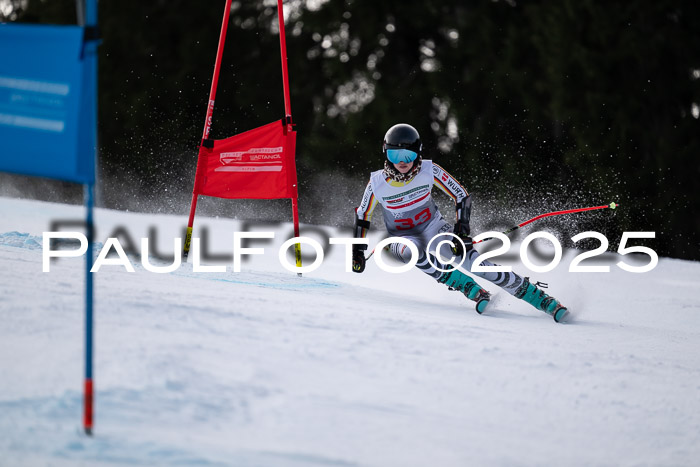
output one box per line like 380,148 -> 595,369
432,163 -> 471,233
351,179 -> 378,273
354,179 -> 378,239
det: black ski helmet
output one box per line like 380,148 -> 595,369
382,123 -> 422,163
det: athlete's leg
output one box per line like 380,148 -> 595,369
459,248 -> 524,296
460,248 -> 568,321
387,240 -> 442,279
414,220 -> 492,312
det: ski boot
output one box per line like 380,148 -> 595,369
515,277 -> 568,322
438,268 -> 491,314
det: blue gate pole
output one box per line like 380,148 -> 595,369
84,183 -> 94,435
83,0 -> 99,436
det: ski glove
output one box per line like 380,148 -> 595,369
352,215 -> 370,273
451,223 -> 473,257
352,244 -> 366,273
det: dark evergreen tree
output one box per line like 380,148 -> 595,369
4,0 -> 699,259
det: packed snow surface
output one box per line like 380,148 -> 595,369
1,196 -> 699,466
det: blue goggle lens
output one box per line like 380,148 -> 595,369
386,148 -> 418,164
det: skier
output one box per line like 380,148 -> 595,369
351,123 -> 568,322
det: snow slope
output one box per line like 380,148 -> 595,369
1,196 -> 699,467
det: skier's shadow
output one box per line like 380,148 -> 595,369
479,307 -> 545,322
483,307 -> 609,327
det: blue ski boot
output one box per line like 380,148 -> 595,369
438,268 -> 491,314
515,277 -> 568,322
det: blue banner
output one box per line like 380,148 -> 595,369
0,23 -> 95,184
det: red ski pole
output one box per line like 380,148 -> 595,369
471,202 -> 619,244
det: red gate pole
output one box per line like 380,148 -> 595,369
277,0 -> 292,120
276,0 -> 302,272
184,0 -> 233,258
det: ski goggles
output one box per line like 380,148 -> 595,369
386,148 -> 418,164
